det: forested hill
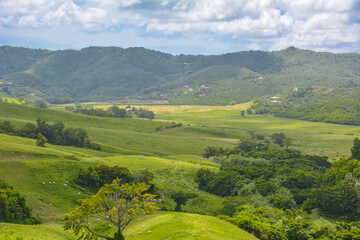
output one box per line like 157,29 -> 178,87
0,45 -> 359,104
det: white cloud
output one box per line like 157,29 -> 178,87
172,0 -> 189,11
0,0 -> 359,53
91,0 -> 140,8
247,42 -> 261,50
160,1 -> 170,7
18,14 -> 38,27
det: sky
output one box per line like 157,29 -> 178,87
0,0 -> 359,55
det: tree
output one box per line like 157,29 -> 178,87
237,140 -> 268,153
194,168 -> 216,190
284,137 -> 293,149
75,165 -> 133,190
0,121 -> 14,134
32,100 -> 48,108
312,180 -> 360,218
351,137 -> 360,160
171,191 -> 198,212
63,179 -> 159,240
0,179 -> 40,224
206,171 -> 241,197
108,105 -> 127,118
36,133 -> 47,147
241,110 -> 245,117
271,133 -> 286,147
267,188 -> 296,210
202,146 -> 228,158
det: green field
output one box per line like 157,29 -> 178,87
156,109 -> 359,160
54,101 -> 360,159
1,102 -> 360,239
0,212 -> 257,240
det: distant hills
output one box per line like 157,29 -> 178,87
251,86 -> 360,125
0,45 -> 359,104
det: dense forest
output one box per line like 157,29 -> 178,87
251,87 -> 360,125
0,46 -> 359,104
196,138 -> 360,239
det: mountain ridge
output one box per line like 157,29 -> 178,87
0,45 -> 359,104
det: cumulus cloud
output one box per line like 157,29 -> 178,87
0,0 -> 359,53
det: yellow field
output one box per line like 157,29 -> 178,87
91,102 -> 253,114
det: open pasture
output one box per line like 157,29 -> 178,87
0,133 -> 223,221
156,109 -> 360,160
0,102 -> 238,156
0,132 -> 236,239
52,101 -> 360,159
0,212 -> 257,240
124,212 -> 258,240
56,101 -> 360,160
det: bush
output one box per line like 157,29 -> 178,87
194,168 -> 216,190
75,165 -> 133,190
36,133 -> 47,147
0,179 -> 40,224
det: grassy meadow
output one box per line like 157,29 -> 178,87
0,212 -> 258,240
55,101 -> 360,159
1,101 -> 360,239
157,111 -> 359,160
83,102 -> 359,160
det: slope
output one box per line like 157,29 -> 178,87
0,46 -> 359,104
0,102 -> 237,156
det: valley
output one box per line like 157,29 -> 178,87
1,101 -> 360,239
0,46 -> 360,240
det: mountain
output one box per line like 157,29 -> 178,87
0,45 -> 359,104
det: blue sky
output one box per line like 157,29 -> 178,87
0,0 -> 359,55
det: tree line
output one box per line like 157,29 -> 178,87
66,105 -> 155,120
75,165 -> 155,194
0,119 -> 101,150
202,132 -> 291,159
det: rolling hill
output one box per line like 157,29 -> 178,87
0,102 -> 260,239
2,101 -> 360,239
0,45 -> 359,104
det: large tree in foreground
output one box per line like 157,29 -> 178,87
63,179 -> 159,240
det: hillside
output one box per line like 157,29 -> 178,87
0,102 -> 260,239
251,87 -> 360,125
2,102 -> 360,239
0,46 -> 359,104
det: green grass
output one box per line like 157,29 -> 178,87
0,136 -> 232,239
2,102 -> 360,239
124,212 -> 258,240
0,133 -> 223,221
0,222 -> 76,240
0,102 -> 237,156
156,110 -> 360,160
0,212 -> 258,240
